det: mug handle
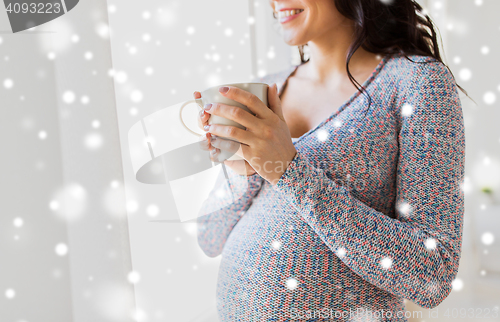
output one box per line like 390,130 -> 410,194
179,99 -> 204,136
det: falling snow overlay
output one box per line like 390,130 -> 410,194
2,0 -> 499,320
197,53 -> 466,321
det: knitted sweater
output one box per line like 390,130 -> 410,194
196,53 -> 465,321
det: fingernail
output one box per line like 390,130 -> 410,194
219,86 -> 229,94
204,103 -> 212,111
204,125 -> 210,131
199,110 -> 205,117
210,148 -> 217,155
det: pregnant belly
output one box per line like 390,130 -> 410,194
215,187 -> 403,321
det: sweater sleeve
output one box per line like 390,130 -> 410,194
197,165 -> 264,257
271,61 -> 465,308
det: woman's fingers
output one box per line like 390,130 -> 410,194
197,133 -> 211,151
194,91 -> 210,130
217,86 -> 271,119
209,135 -> 240,156
204,102 -> 257,130
209,147 -> 220,162
267,83 -> 285,121
198,109 -> 210,130
205,124 -> 251,145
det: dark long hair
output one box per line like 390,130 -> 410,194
274,0 -> 474,116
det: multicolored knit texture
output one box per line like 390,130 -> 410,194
196,53 -> 465,321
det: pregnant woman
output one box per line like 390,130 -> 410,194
195,0 -> 467,320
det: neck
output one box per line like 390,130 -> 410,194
300,22 -> 376,86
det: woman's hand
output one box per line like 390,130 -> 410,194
202,84 -> 297,185
194,91 -> 257,176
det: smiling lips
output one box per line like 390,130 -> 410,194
277,9 -> 304,23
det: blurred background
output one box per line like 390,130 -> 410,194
1,0 -> 499,321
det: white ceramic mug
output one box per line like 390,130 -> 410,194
179,82 -> 269,161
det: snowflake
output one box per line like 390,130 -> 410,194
380,257 -> 392,269
425,238 -> 437,250
130,90 -> 143,103
336,247 -> 346,258
285,278 -> 298,290
317,129 -> 328,142
127,271 -> 141,284
13,217 -> 23,227
215,188 -> 225,198
127,199 -> 139,213
483,92 -> 496,105
62,90 -> 75,104
5,289 -> 15,299
451,278 -> 463,291
95,22 -> 110,39
81,96 -> 90,104
396,201 -> 412,217
84,133 -> 103,150
49,200 -> 59,210
459,68 -> 471,81
481,232 -> 494,245
267,48 -> 275,59
3,78 -> 14,89
55,243 -> 69,256
272,240 -> 282,250
146,204 -> 160,217
115,71 -> 127,83
401,103 -> 413,117
132,307 -> 147,322
38,131 -> 47,140
425,280 -> 440,295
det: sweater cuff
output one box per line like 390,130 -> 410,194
225,165 -> 264,198
272,152 -> 322,208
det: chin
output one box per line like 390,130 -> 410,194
282,33 -> 306,47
